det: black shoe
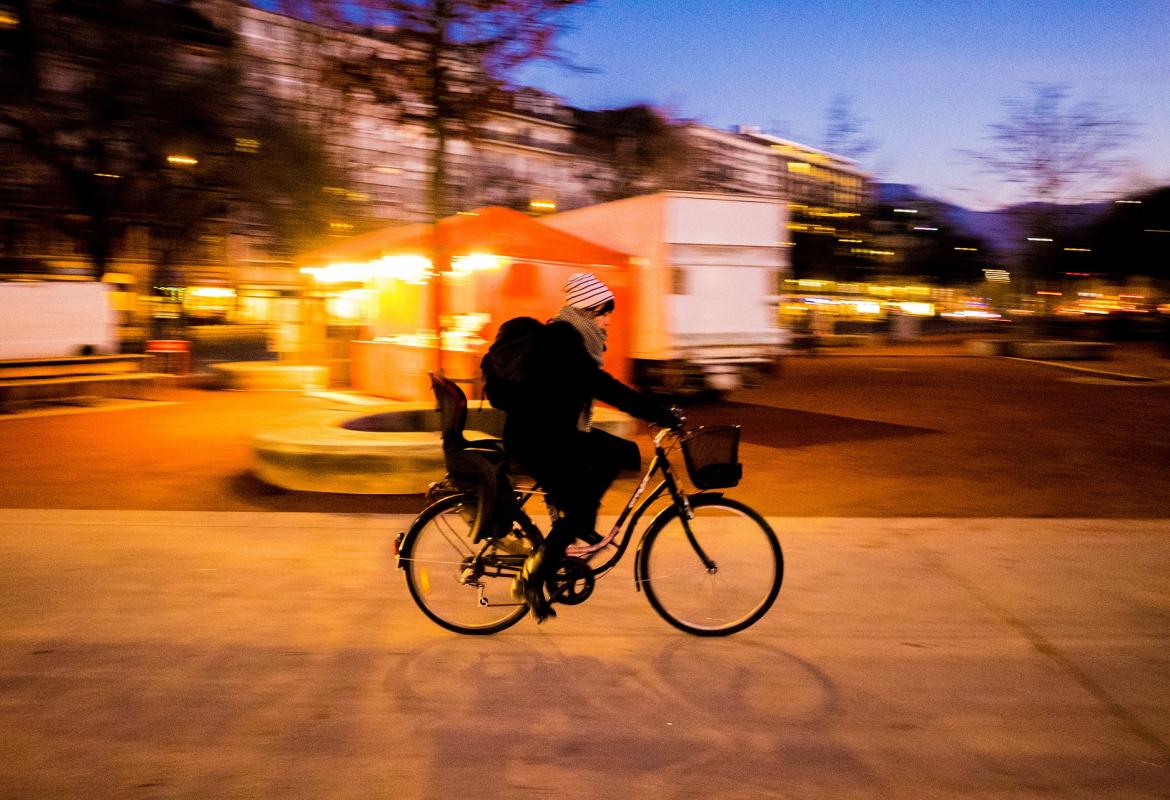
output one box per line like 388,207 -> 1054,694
513,553 -> 556,623
525,582 -> 556,623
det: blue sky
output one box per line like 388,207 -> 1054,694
515,0 -> 1170,210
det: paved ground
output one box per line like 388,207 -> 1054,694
0,510 -> 1167,798
1,337 -> 1168,797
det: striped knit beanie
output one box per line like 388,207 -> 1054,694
563,272 -> 615,311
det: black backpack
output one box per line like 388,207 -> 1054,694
480,316 -> 545,411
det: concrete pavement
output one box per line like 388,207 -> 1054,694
0,509 -> 1167,798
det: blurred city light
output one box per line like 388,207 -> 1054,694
941,309 -> 1002,320
449,253 -> 505,274
301,252 -> 503,285
301,255 -> 434,285
325,288 -> 375,321
898,302 -> 934,316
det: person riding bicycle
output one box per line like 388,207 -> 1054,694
507,273 -> 679,622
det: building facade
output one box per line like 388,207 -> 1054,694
1,0 -> 872,329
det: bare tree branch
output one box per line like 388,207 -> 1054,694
273,0 -> 589,221
961,84 -> 1138,287
823,94 -> 877,162
963,84 -> 1136,206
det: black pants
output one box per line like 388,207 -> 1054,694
511,428 -> 641,563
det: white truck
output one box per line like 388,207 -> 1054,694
0,281 -> 119,360
543,191 -> 788,392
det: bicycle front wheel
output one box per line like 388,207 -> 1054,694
399,493 -> 538,635
638,495 -> 782,636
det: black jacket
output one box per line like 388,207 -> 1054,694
503,320 -> 663,453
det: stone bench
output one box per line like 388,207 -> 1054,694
967,340 -> 1114,360
0,354 -> 152,380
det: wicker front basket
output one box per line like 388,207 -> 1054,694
680,425 -> 742,490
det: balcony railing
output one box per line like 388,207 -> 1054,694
474,129 -> 574,155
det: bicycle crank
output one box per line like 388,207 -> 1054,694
546,556 -> 594,606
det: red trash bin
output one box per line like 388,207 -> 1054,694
145,339 -> 191,375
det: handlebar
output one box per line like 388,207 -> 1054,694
651,405 -> 687,446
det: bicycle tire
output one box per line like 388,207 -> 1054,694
399,492 -> 539,635
638,495 -> 782,636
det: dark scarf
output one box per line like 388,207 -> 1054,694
555,305 -> 606,366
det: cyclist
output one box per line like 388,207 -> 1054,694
506,272 -> 679,622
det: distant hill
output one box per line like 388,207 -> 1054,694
876,184 -> 1110,260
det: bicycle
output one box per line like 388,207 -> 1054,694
394,373 -> 784,636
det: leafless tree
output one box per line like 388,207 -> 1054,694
283,0 -> 589,224
967,84 -> 1135,207
822,94 -> 877,163
271,0 -> 589,369
965,84 -> 1136,286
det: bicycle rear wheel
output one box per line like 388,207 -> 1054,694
399,492 -> 539,635
638,495 -> 782,636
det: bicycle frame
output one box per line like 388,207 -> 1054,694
403,426 -> 718,591
544,426 -> 709,580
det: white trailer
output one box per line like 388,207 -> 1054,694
0,281 -> 119,360
544,191 -> 788,392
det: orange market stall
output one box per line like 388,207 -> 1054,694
296,207 -> 633,401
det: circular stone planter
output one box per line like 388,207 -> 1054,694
253,401 -> 635,495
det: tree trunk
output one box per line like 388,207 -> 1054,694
427,0 -> 453,375
429,119 -> 448,374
